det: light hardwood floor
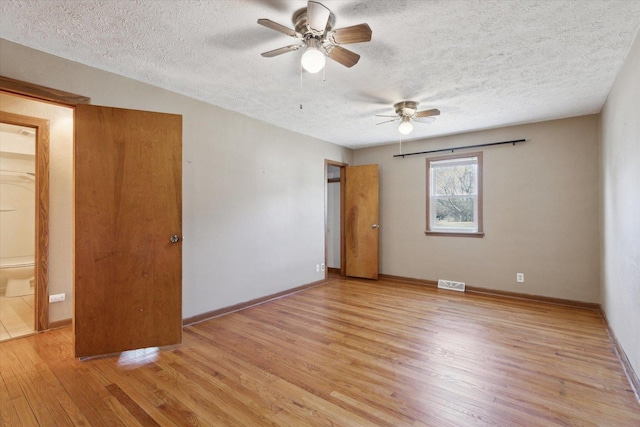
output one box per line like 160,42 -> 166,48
1,277 -> 638,426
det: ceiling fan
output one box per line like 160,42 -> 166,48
376,101 -> 441,135
257,1 -> 372,73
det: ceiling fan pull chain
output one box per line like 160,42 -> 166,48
300,63 -> 304,110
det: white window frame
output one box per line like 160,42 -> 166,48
426,152 -> 484,237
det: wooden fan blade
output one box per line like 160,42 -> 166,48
261,45 -> 302,57
414,116 -> 436,124
307,1 -> 331,34
415,108 -> 440,118
376,118 -> 399,125
327,46 -> 360,68
375,114 -> 398,118
257,19 -> 299,38
331,24 -> 372,44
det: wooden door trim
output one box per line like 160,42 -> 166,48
325,160 -> 348,278
0,76 -> 90,106
0,110 -> 50,331
0,78 -> 89,333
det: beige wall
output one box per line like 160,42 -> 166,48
0,93 -> 73,322
600,31 -> 640,378
354,115 -> 601,303
0,39 -> 353,320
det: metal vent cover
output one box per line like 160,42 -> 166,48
437,279 -> 466,292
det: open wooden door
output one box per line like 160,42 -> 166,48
74,104 -> 182,358
345,164 -> 379,279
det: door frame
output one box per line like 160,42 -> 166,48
1,76 -> 90,332
0,108 -> 50,331
324,160 -> 347,278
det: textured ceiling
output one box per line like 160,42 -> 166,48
1,0 -> 640,149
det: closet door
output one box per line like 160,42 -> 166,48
345,164 -> 379,279
74,104 -> 182,358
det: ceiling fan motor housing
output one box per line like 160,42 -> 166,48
293,7 -> 336,36
394,101 -> 418,117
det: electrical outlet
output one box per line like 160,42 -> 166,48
516,273 -> 524,283
49,293 -> 65,303
321,263 -> 325,271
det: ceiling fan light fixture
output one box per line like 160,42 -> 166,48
398,116 -> 413,135
301,38 -> 326,73
258,2 -> 371,71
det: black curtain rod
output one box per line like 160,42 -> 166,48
393,138 -> 526,158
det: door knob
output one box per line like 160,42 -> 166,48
170,234 -> 181,243
371,224 -> 379,229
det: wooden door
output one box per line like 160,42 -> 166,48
74,104 -> 182,358
345,164 -> 379,279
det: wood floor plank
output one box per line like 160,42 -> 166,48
92,360 -> 181,426
185,326 -> 380,426
0,277 -> 638,426
106,383 -> 159,427
0,375 -> 19,426
161,351 -> 310,426
56,365 -> 129,426
9,396 -> 39,426
177,339 -> 320,427
6,339 -> 66,426
101,361 -> 204,426
144,358 -> 277,426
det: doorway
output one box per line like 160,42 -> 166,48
326,161 -> 346,276
0,104 -> 53,340
0,90 -> 74,340
0,122 -> 36,339
325,161 -> 380,280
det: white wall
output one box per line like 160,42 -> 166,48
0,156 -> 35,260
0,131 -> 36,263
0,39 -> 353,320
600,30 -> 640,378
354,115 -> 601,303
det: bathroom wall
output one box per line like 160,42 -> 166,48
0,134 -> 36,293
0,93 -> 74,323
0,156 -> 35,258
0,128 -> 35,252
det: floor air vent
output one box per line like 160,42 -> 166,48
437,279 -> 466,292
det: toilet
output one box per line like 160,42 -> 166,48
0,256 -> 35,297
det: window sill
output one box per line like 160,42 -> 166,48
424,231 -> 485,238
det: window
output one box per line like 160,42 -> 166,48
426,152 -> 483,237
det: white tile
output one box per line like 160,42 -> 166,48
0,295 -> 35,340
